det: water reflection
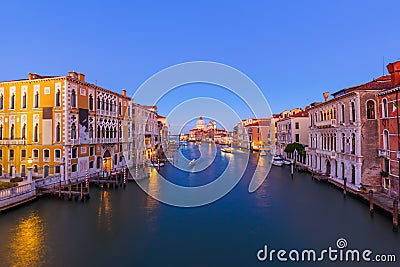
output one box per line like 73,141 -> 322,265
8,211 -> 46,267
97,190 -> 113,232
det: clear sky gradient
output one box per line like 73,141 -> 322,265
1,1 -> 400,132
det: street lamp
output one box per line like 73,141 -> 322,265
27,157 -> 33,183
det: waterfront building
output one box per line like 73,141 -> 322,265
234,118 -> 271,150
0,72 -> 133,180
377,61 -> 400,197
306,76 -> 392,191
270,114 -> 281,153
276,110 -> 309,156
135,105 -> 160,160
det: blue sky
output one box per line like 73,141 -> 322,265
1,1 -> 400,132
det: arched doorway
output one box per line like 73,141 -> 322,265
326,160 -> 331,176
103,150 -> 112,172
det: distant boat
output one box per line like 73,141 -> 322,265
260,149 -> 267,156
221,147 -> 233,153
150,161 -> 165,167
189,159 -> 196,166
272,155 -> 284,167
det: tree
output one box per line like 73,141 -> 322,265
284,142 -> 306,157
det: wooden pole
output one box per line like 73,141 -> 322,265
80,183 -> 83,201
68,180 -> 72,200
343,177 -> 347,197
75,178 -> 78,192
369,190 -> 374,216
58,180 -> 61,199
393,199 -> 399,232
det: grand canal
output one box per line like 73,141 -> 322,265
0,143 -> 398,267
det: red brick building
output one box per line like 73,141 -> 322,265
377,61 -> 400,197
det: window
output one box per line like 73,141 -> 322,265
341,104 -> 345,123
351,133 -> 356,154
34,123 -> 39,142
10,124 -> 15,140
55,149 -> 61,161
34,91 -> 39,108
119,144 -> 123,152
71,123 -> 77,139
44,149 -> 50,161
72,147 -> 78,158
96,157 -> 101,169
383,130 -> 390,150
0,149 -> 2,160
21,165 -> 26,177
33,149 -> 39,159
89,161 -> 94,169
119,102 -> 122,115
10,94 -> 15,109
71,89 -> 77,107
0,125 -> 2,140
55,166 -> 61,174
55,122 -> 61,142
21,124 -> 26,139
89,94 -> 93,110
105,100 -> 109,111
97,96 -> 101,109
350,102 -> 355,122
72,164 -> 77,172
295,134 -> 300,143
9,149 -> 14,161
341,133 -> 345,153
21,149 -> 26,161
55,89 -> 61,107
384,158 -> 389,173
97,126 -> 101,139
0,94 -> 3,109
33,165 -> 38,173
366,100 -> 375,119
22,93 -> 27,109
89,125 -> 93,139
90,146 -> 94,156
382,99 -> 388,118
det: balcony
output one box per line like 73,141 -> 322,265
315,119 -> 337,128
316,149 -> 336,158
378,149 -> 389,158
0,139 -> 26,145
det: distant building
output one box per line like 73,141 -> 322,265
188,116 -> 229,144
235,118 -> 271,150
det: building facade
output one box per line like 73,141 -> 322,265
377,61 -> 400,197
0,72 -> 134,180
276,111 -> 309,155
306,76 -> 392,191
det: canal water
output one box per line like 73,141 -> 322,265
0,143 -> 398,267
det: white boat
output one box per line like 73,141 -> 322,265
221,147 -> 233,153
260,149 -> 267,156
151,161 -> 165,167
189,159 -> 196,166
272,156 -> 284,167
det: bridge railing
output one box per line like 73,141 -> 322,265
0,182 -> 36,201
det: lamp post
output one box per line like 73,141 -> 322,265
27,157 -> 33,183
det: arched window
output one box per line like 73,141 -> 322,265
341,133 -> 346,153
71,123 -> 77,139
34,91 -> 39,108
333,133 -> 337,151
71,89 -> 77,108
56,89 -> 61,107
56,122 -> 61,142
89,125 -> 93,138
119,126 -> 122,138
382,99 -> 388,118
102,126 -> 105,138
97,126 -> 101,138
10,124 -> 14,139
101,99 -> 104,110
351,133 -> 356,154
89,94 -> 93,110
366,100 -> 375,119
341,104 -> 345,123
22,93 -> 27,109
105,100 -> 109,111
106,127 -> 109,138
383,130 -> 390,150
34,123 -> 39,142
97,96 -> 101,109
10,94 -> 15,109
351,102 -> 356,122
0,94 -> 3,109
22,124 -> 26,139
114,128 -> 117,138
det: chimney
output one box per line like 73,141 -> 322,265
122,89 -> 127,96
323,92 -> 329,101
387,61 -> 400,87
68,71 -> 78,79
77,73 -> 85,82
28,73 -> 36,80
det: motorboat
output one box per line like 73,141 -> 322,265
272,155 -> 284,167
150,161 -> 165,167
189,159 -> 196,166
221,147 -> 233,153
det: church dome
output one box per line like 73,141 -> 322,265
195,115 -> 207,130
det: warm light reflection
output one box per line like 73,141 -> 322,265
8,212 -> 46,267
98,190 -> 112,231
144,169 -> 161,213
